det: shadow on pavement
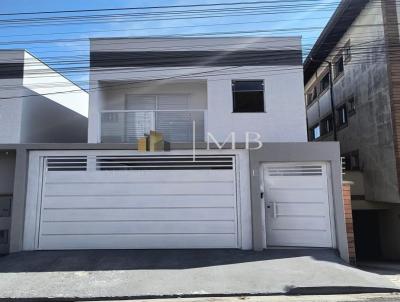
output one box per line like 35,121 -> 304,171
0,248 -> 342,272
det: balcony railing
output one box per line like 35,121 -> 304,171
100,110 -> 206,143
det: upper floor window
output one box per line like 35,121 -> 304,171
310,124 -> 321,141
333,56 -> 344,79
348,96 -> 356,116
343,40 -> 351,62
337,104 -> 348,127
232,80 -> 265,113
321,115 -> 333,136
320,73 -> 330,93
306,86 -> 318,106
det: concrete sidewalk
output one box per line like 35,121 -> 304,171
0,249 -> 398,300
358,262 -> 400,288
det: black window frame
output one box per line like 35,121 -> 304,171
333,56 -> 344,79
320,73 -> 330,94
348,96 -> 356,116
306,86 -> 318,106
232,80 -> 265,113
320,115 -> 333,136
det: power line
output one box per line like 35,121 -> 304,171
0,38 -> 392,100
0,0 -> 339,17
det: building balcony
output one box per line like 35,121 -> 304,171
100,109 -> 206,143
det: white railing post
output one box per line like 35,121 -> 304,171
151,111 -> 156,132
98,111 -> 102,143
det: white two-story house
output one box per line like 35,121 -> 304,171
88,37 -> 306,144
8,37 -> 351,263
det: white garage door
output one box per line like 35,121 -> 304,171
262,162 -> 334,248
36,155 -> 239,250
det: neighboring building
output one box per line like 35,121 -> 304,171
0,50 -> 88,144
0,49 -> 89,253
304,0 -> 400,260
3,37 -> 350,263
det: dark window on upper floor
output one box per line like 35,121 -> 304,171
337,104 -> 348,127
306,86 -> 318,106
310,124 -> 321,141
343,40 -> 351,62
342,150 -> 360,171
334,56 -> 344,79
320,73 -> 330,93
320,115 -> 333,136
232,80 -> 265,113
348,96 -> 356,116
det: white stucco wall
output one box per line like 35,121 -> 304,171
23,52 -> 89,117
20,88 -> 88,143
0,51 -> 25,143
0,86 -> 23,143
89,37 -> 307,143
0,50 -> 89,143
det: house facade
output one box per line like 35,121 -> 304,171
88,37 -> 307,144
304,0 -> 400,260
2,38 -> 350,262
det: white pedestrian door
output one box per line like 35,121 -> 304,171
262,162 -> 333,248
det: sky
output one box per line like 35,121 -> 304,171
0,0 -> 341,90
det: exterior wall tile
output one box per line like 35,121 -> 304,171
343,182 -> 356,263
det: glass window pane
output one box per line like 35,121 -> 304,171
232,80 -> 265,113
320,74 -> 330,91
233,91 -> 264,112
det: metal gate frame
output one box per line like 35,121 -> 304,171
23,149 -> 252,251
259,161 -> 337,249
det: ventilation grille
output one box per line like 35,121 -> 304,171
268,164 -> 323,176
96,155 -> 234,170
46,157 -> 87,171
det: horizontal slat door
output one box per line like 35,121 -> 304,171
263,163 -> 333,248
37,157 -> 238,250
